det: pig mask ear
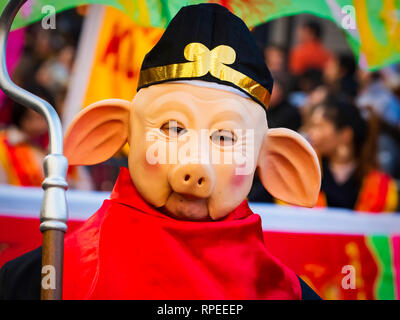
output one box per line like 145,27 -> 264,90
257,128 -> 321,207
64,99 -> 131,166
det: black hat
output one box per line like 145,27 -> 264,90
137,3 -> 273,109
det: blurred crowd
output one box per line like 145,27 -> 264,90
0,11 -> 399,213
249,21 -> 400,213
0,8 -> 126,192
0,9 -> 92,189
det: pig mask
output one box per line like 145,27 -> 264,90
63,4 -> 321,221
64,82 -> 321,220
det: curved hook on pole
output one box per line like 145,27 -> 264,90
0,0 -> 68,300
0,0 -> 63,154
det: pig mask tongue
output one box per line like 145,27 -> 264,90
161,192 -> 210,221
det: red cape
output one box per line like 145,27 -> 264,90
62,167 -> 301,299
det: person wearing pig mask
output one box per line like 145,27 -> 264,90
0,4 -> 321,300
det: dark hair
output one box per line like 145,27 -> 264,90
313,96 -> 378,180
297,68 -> 322,93
303,21 -> 322,39
11,83 -> 56,129
338,54 -> 357,76
370,71 -> 381,81
264,43 -> 286,54
272,73 -> 291,98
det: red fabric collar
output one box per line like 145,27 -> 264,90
63,167 -> 301,299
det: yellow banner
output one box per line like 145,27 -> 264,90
83,6 -> 163,107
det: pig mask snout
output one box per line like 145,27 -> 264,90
168,163 -> 215,199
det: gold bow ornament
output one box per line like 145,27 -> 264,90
138,42 -> 270,108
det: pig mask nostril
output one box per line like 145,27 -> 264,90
168,164 -> 215,198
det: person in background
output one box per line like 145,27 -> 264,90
289,68 -> 323,109
0,83 -> 93,190
303,96 -> 399,213
264,44 -> 289,79
0,28 -> 26,126
356,70 -> 400,128
35,45 -> 76,117
323,53 -> 359,99
248,75 -> 301,203
12,27 -> 54,89
87,155 -> 129,191
383,64 -> 400,103
289,21 -> 332,76
356,70 -> 400,179
267,74 -> 301,131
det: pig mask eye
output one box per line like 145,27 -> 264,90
210,129 -> 237,146
160,120 -> 187,138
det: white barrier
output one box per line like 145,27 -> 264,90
1,184 -> 400,235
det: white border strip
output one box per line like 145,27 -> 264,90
250,203 -> 400,235
1,184 -> 400,235
0,184 -> 109,221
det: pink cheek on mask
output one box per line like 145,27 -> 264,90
231,172 -> 246,187
143,154 -> 161,171
148,163 -> 161,171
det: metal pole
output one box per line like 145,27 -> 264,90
0,0 -> 68,300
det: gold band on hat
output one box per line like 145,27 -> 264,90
138,42 -> 270,108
